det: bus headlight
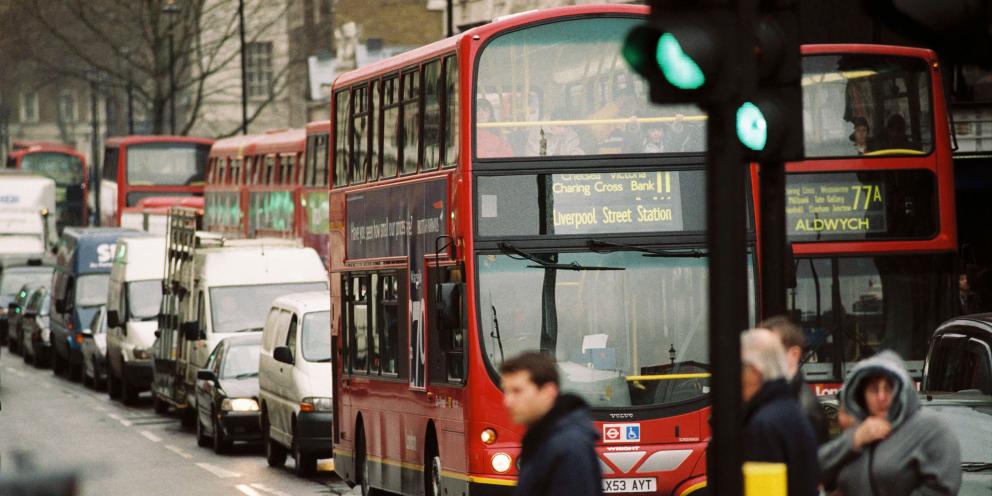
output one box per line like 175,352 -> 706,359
221,398 -> 259,412
491,453 -> 512,473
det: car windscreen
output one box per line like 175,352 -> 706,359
210,282 -> 327,334
75,273 -> 111,308
302,311 -> 331,362
222,343 -> 262,379
127,279 -> 163,320
0,267 -> 53,295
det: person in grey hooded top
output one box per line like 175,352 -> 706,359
819,350 -> 961,495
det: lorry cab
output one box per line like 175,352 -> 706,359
49,227 -> 148,381
105,236 -> 167,404
0,172 -> 57,255
258,291 -> 333,475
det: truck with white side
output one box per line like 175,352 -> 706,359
151,208 -> 327,422
0,172 -> 57,256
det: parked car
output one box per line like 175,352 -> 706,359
81,306 -> 109,390
919,393 -> 992,494
258,292 -> 333,476
8,282 -> 44,355
923,314 -> 992,395
105,236 -> 165,405
0,257 -> 53,347
19,287 -> 51,367
195,333 -> 263,455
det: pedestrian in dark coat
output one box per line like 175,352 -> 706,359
500,351 -> 603,496
760,316 -> 830,444
741,328 -> 820,496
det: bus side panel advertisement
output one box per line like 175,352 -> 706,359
345,178 -> 448,260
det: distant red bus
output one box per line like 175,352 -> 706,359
328,5 -> 721,496
6,144 -> 88,228
780,45 -> 957,391
99,135 -> 213,226
204,121 -> 331,266
120,196 -> 204,234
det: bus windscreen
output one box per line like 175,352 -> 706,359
476,170 -> 706,237
126,143 -> 209,186
20,152 -> 84,185
786,170 -> 937,242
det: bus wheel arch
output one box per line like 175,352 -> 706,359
424,421 -> 441,496
355,414 -> 372,496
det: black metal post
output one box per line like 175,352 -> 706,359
168,29 -> 176,135
446,0 -> 454,37
759,161 -> 787,317
126,75 -> 134,135
704,102 -> 747,496
238,0 -> 248,135
90,78 -> 101,226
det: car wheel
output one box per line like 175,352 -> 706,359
212,413 -> 231,454
263,411 -> 287,468
108,371 -> 122,400
52,351 -> 63,375
22,348 -> 31,365
153,392 -> 169,414
196,404 -> 210,448
293,428 -> 316,476
33,349 -> 47,368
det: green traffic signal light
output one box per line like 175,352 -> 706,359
736,101 -> 768,151
656,33 -> 706,90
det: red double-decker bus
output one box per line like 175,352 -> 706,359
782,45 -> 957,394
204,122 -> 331,266
99,135 -> 213,226
6,143 -> 88,228
328,5 -> 728,496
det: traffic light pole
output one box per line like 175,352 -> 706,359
705,101 -> 748,496
759,160 -> 787,317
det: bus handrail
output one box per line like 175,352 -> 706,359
625,373 -> 711,381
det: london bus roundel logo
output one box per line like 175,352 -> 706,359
605,427 -> 621,441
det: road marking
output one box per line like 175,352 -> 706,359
139,430 -> 161,442
235,485 -> 262,496
164,444 -> 193,459
249,483 -> 292,496
196,463 -> 241,478
107,413 -> 133,427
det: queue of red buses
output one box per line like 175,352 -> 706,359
324,4 -> 958,496
5,143 -> 88,228
783,45 -> 957,395
204,122 -> 331,266
99,135 -> 213,227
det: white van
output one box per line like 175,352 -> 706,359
105,236 -> 166,404
259,291 -> 332,476
0,172 -> 57,255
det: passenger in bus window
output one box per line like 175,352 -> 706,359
664,113 -> 702,152
849,116 -> 870,155
525,108 -> 584,156
643,125 -> 666,153
880,114 -> 913,150
476,98 -> 513,158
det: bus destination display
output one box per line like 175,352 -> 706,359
786,173 -> 887,240
550,171 -> 684,235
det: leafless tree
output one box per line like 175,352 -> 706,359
4,0 -> 293,136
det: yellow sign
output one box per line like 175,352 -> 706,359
786,173 -> 886,239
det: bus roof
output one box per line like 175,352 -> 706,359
12,140 -> 69,150
8,145 -> 86,161
802,43 -> 937,60
305,120 -> 330,135
334,4 -> 647,87
133,196 -> 204,210
210,134 -> 258,158
105,135 -> 215,148
253,128 -> 305,155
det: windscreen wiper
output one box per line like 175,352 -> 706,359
497,242 -> 624,271
962,462 -> 992,472
587,239 -> 707,258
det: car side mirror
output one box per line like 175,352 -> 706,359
273,346 -> 294,365
106,310 -> 121,328
197,369 -> 217,382
180,321 -> 201,341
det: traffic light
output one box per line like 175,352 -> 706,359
623,2 -> 743,105
736,0 -> 804,161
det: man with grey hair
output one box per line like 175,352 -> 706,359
740,328 -> 819,496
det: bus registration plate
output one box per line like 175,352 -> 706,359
602,477 -> 656,493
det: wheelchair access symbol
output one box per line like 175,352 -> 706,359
603,423 -> 641,443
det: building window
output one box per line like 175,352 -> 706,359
246,42 -> 274,99
20,91 -> 39,123
59,91 -> 78,123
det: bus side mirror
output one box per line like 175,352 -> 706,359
180,321 -> 201,341
107,310 -> 121,328
437,282 -> 463,348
